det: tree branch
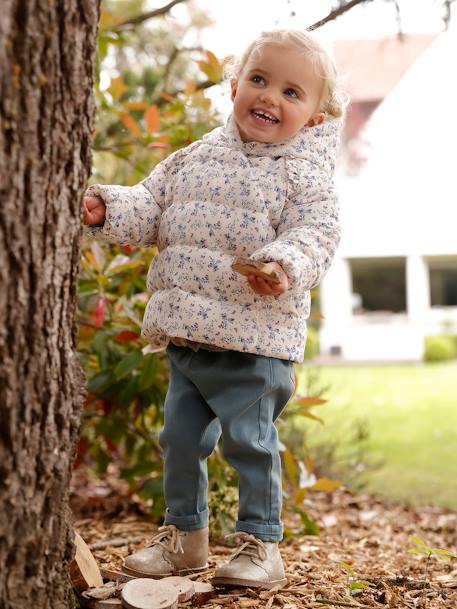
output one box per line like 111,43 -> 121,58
158,78 -> 213,105
114,0 -> 189,30
307,0 -> 374,31
89,537 -> 144,551
443,0 -> 456,28
392,0 -> 403,37
162,46 -> 204,91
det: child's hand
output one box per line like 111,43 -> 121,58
83,195 -> 106,226
248,262 -> 289,296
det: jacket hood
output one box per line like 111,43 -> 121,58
202,113 -> 342,172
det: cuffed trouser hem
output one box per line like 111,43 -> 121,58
163,508 -> 209,531
236,520 -> 283,542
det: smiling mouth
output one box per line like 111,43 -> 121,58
251,110 -> 279,124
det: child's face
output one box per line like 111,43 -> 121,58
231,43 -> 324,144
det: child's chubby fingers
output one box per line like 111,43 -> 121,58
84,195 -> 102,210
83,195 -> 106,225
248,275 -> 271,295
248,274 -> 288,296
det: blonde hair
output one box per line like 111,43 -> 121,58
226,30 -> 347,119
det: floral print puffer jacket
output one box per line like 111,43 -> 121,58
87,115 -> 341,362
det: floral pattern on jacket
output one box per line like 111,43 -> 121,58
86,114 -> 341,362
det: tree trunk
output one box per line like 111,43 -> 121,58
0,2 -> 99,608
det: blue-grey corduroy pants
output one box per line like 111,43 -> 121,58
159,344 -> 295,542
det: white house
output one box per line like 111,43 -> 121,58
319,28 -> 457,361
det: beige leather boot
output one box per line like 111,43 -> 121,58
212,532 -> 287,589
122,524 -> 209,578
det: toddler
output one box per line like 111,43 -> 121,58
83,29 -> 345,589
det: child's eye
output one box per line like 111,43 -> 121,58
284,88 -> 298,98
251,75 -> 265,85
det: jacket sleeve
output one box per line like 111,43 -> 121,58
249,165 -> 341,293
85,160 -> 168,247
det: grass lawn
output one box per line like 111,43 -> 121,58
295,361 -> 457,510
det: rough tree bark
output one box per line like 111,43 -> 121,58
0,1 -> 100,608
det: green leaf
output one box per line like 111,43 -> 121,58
408,549 -> 430,556
88,370 -> 114,394
139,354 -> 159,391
117,376 -> 140,406
78,279 -> 99,293
121,461 -> 158,480
409,535 -> 429,547
140,477 -> 164,500
341,562 -> 356,576
295,508 -> 320,536
96,417 -> 124,443
106,260 -> 144,276
283,449 -> 297,486
96,449 -> 110,474
432,548 -> 456,560
350,580 -> 374,590
114,349 -> 143,380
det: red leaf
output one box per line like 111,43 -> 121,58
78,437 -> 89,455
113,330 -> 140,343
120,112 -> 142,138
122,245 -> 135,254
74,437 -> 90,468
85,398 -> 104,411
93,297 -> 106,328
134,400 -> 142,418
147,141 -> 171,149
105,438 -> 118,453
145,104 -> 160,133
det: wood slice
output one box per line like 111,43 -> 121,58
231,258 -> 281,284
101,568 -> 136,584
161,576 -> 194,602
81,597 -> 123,609
192,582 -> 216,606
121,579 -> 178,609
70,532 -> 104,592
81,598 -> 123,609
82,581 -> 119,601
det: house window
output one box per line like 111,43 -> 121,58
349,257 -> 406,313
428,258 -> 457,307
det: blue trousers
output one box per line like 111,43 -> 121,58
159,344 -> 295,542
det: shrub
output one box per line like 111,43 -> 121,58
424,335 -> 457,363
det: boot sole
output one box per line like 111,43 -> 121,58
122,563 -> 209,579
211,576 -> 287,590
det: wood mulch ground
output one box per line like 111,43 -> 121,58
72,482 -> 457,609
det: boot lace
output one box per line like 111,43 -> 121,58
226,532 -> 267,562
146,524 -> 184,554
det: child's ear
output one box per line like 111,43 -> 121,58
230,79 -> 238,102
306,113 -> 325,127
